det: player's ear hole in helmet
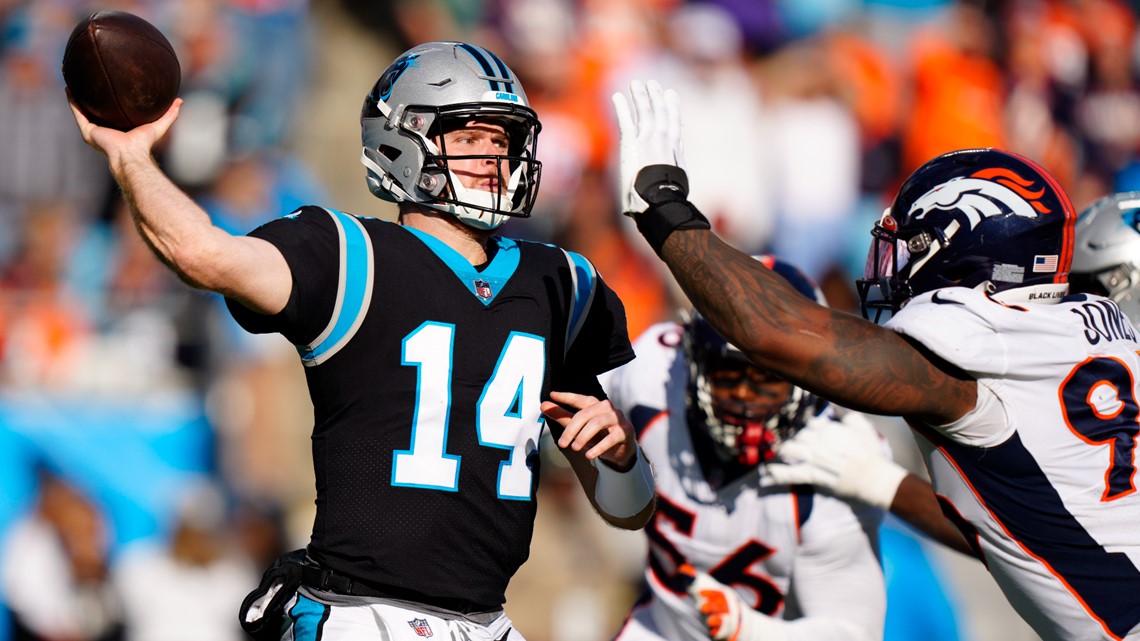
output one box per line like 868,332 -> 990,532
857,148 -> 1076,323
358,41 -> 542,231
683,256 -> 829,468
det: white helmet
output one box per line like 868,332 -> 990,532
360,41 -> 542,230
1071,192 -> 1140,322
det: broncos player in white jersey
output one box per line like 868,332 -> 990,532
612,79 -> 1140,641
602,255 -> 888,641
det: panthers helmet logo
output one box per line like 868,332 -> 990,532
375,52 -> 420,102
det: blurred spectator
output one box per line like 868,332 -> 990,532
231,496 -> 292,570
0,465 -> 123,641
111,480 -> 254,641
609,2 -> 777,255
0,2 -> 112,265
223,0 -> 313,151
899,3 -> 1006,176
824,24 -> 904,193
0,201 -> 93,391
1071,0 -> 1140,197
165,0 -> 313,153
61,197 -> 200,397
491,0 -> 608,242
1002,0 -> 1082,194
554,169 -> 674,339
762,38 -> 862,289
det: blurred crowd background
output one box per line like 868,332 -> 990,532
2,0 -> 1138,639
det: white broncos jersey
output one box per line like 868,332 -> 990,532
889,288 -> 1140,641
603,322 -> 886,641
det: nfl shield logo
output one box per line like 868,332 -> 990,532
408,618 -> 433,637
474,279 -> 493,300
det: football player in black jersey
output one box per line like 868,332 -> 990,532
69,41 -> 655,641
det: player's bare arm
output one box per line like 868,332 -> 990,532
612,79 -> 973,426
67,95 -> 291,314
660,229 -> 975,425
541,392 -> 655,530
890,475 -> 976,557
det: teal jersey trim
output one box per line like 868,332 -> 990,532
404,227 -> 520,306
561,249 -> 597,353
297,208 -> 375,367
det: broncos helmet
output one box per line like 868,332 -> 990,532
684,256 -> 828,467
1070,192 -> 1140,322
857,148 -> 1076,321
360,41 -> 542,230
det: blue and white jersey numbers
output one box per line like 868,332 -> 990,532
392,323 -> 544,500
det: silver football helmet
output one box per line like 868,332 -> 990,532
360,42 -> 542,230
1070,192 -> 1140,322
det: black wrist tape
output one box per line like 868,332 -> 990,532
633,165 -> 710,255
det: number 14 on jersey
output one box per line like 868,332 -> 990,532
392,322 -> 546,500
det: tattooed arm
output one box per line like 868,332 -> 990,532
612,79 -> 975,425
656,230 -> 975,424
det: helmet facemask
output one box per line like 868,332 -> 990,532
684,317 -> 818,468
857,208 -> 967,322
682,256 -> 827,470
1070,193 -> 1140,322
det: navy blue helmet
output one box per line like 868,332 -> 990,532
684,256 -> 828,467
858,148 -> 1076,321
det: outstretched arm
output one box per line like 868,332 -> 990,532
68,94 -> 290,314
890,475 -> 976,557
658,231 -> 972,424
611,80 -> 975,427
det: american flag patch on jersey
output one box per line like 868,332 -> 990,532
1033,255 -> 1059,273
408,618 -> 433,637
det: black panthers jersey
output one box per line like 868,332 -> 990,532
227,206 -> 634,610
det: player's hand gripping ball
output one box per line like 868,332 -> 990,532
62,10 -> 181,131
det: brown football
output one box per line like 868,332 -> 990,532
61,10 -> 181,131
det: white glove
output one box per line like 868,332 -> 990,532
766,413 -> 908,509
611,79 -> 685,214
682,565 -> 786,641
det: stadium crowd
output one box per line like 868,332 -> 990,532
2,0 -> 1139,639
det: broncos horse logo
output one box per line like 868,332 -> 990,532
909,167 -> 1053,230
